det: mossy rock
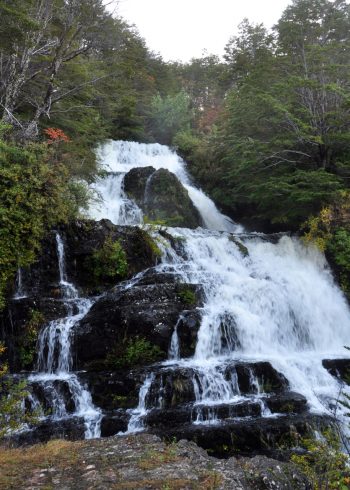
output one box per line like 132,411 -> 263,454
124,167 -> 202,229
228,236 -> 249,257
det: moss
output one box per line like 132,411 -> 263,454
139,229 -> 162,260
18,309 -> 45,369
106,336 -> 165,369
177,285 -> 197,306
112,395 -> 129,408
327,228 -> 350,297
87,235 -> 128,285
228,236 -> 249,257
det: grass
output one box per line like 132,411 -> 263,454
0,440 -> 81,489
138,444 -> 179,470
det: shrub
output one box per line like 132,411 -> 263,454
107,337 -> 164,369
291,429 -> 350,490
89,236 -> 128,283
0,343 -> 39,439
177,286 -> 196,306
18,309 -> 45,369
327,228 -> 350,296
0,133 -> 84,309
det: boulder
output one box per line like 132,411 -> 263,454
72,282 -> 202,370
152,414 -> 328,459
124,167 -> 203,228
323,358 -> 350,383
225,362 -> 289,394
265,392 -> 308,415
123,166 -> 155,203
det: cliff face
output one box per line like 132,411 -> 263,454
1,216 -> 343,461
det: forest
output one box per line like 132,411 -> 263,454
1,0 -> 350,303
1,1 -> 350,487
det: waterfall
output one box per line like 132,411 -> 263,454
30,233 -> 101,439
125,374 -> 154,433
158,228 -> 350,416
87,140 -> 350,435
89,140 -> 240,232
13,268 -> 27,299
168,317 -> 182,360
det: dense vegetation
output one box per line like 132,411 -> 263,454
1,0 -> 349,296
1,0 -> 350,483
0,0 -> 181,306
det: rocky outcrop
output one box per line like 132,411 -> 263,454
124,166 -> 203,228
72,280 -> 203,370
0,433 -> 311,489
0,220 -> 161,371
322,358 -> 350,382
8,220 -> 160,299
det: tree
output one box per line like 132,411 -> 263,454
224,18 -> 275,87
147,90 -> 193,145
0,0 -> 110,136
203,0 -> 350,229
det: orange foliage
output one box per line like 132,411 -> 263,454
43,127 -> 70,144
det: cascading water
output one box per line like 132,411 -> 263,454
90,140 -> 350,436
29,233 -> 101,439
13,268 -> 27,300
89,140 -> 239,232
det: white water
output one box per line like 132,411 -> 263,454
30,233 -> 101,438
125,374 -> 154,433
89,140 -> 239,232
89,140 -> 350,433
13,268 -> 27,299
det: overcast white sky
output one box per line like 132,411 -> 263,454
107,0 -> 292,62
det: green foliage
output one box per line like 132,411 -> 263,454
139,228 -> 163,260
186,1 -> 350,230
88,236 -> 128,284
107,337 -> 164,369
177,286 -> 196,306
0,135 -> 79,309
148,91 -> 193,145
0,343 -> 39,439
18,310 -> 45,369
327,228 -> 350,295
291,429 -> 350,490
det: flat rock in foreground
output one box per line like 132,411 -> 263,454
0,433 -> 310,489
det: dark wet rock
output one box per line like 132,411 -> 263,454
146,367 -> 197,409
265,392 -> 308,415
136,267 -> 182,286
72,282 -> 203,370
145,401 -> 262,428
195,401 -> 262,421
228,235 -> 249,257
78,370 -> 143,410
153,414 -> 327,459
124,167 -> 203,228
323,358 -> 350,383
177,309 -> 202,357
30,379 -> 76,414
100,409 -> 130,437
18,220 -> 160,297
1,433 -> 311,489
9,417 -> 85,446
0,297 -> 67,371
123,166 -> 155,203
225,362 -> 289,394
62,220 -> 160,292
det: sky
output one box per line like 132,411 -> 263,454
107,0 -> 292,62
